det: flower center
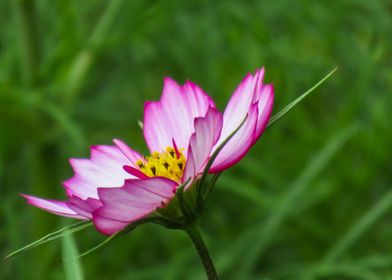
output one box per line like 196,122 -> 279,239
136,147 -> 186,182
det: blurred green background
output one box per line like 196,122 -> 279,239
1,0 -> 392,279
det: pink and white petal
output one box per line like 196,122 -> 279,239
182,146 -> 196,186
113,138 -> 143,166
183,107 -> 223,181
209,104 -> 259,173
21,194 -> 87,219
254,84 -> 274,142
92,177 -> 178,235
92,216 -> 129,236
218,69 -> 264,143
143,78 -> 216,154
67,196 -> 102,219
63,145 -> 138,200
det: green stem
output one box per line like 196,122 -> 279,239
185,223 -> 219,280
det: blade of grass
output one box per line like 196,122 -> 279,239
303,188 -> 392,279
324,189 -> 392,263
280,263 -> 379,280
5,221 -> 92,260
64,0 -> 125,108
78,233 -> 117,258
271,254 -> 392,279
12,0 -> 39,86
37,100 -> 86,150
1,88 -> 85,149
267,67 -> 339,127
62,230 -> 84,280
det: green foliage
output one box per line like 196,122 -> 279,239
1,0 -> 391,279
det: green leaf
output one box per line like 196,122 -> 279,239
267,67 -> 339,127
62,230 -> 84,280
5,221 -> 92,260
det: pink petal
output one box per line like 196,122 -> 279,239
182,146 -> 196,186
113,138 -> 143,166
143,78 -> 215,154
219,69 -> 264,138
21,194 -> 87,219
183,107 -> 223,181
92,217 -> 129,236
92,177 -> 177,235
209,68 -> 274,172
67,196 -> 102,219
254,84 -> 274,142
63,144 -> 140,200
210,104 -> 259,173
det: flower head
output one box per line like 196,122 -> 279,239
23,68 -> 274,235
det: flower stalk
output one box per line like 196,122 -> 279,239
185,222 -> 219,280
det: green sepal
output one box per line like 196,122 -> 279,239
196,115 -> 248,212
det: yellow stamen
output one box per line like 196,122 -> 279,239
136,147 -> 186,182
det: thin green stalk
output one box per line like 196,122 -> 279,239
267,67 -> 338,127
5,221 -> 92,260
185,223 -> 219,280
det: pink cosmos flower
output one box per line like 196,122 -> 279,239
23,68 -> 274,235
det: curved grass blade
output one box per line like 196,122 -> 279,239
324,189 -> 392,263
64,0 -> 125,108
5,221 -> 92,260
78,233 -> 118,259
270,254 -> 392,279
62,230 -> 84,280
268,67 -> 338,127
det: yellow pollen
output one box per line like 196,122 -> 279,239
136,147 -> 186,182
